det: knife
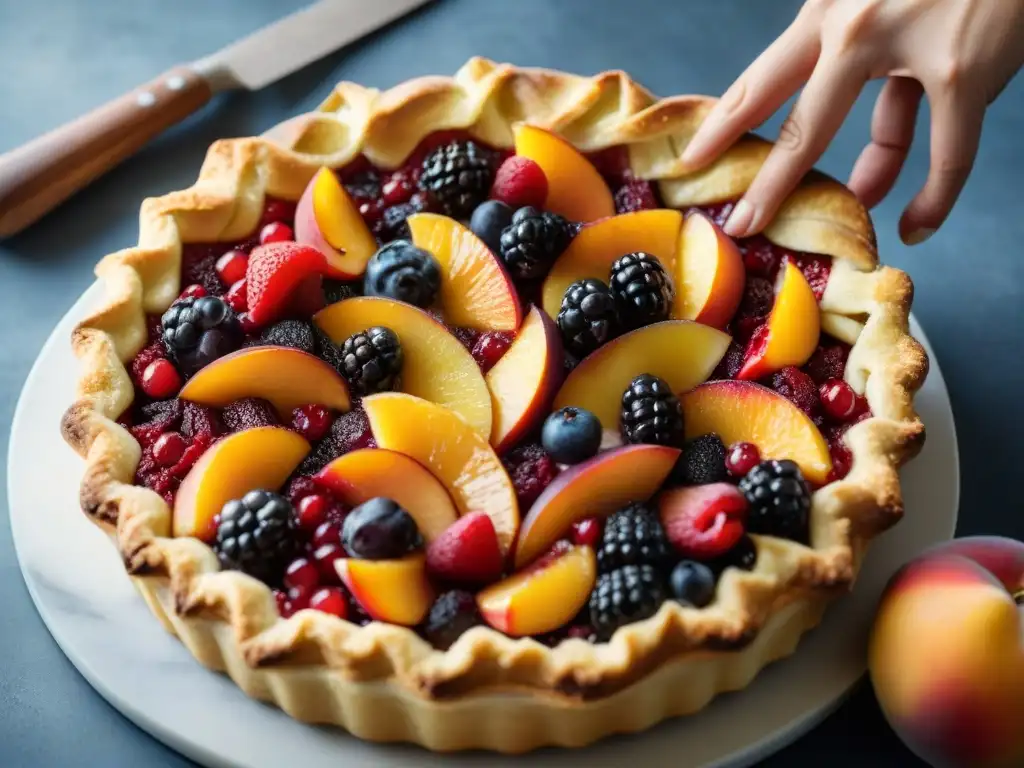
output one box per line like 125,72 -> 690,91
0,0 -> 433,238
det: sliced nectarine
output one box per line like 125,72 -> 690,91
681,380 -> 832,484
313,296 -> 492,437
485,306 -> 563,453
552,320 -> 730,431
514,444 -> 680,568
362,393 -> 520,555
314,448 -> 458,543
478,543 -> 596,637
178,347 -> 351,418
540,209 -> 683,319
173,426 -> 310,541
406,212 -> 522,332
738,260 -> 821,380
513,124 -> 615,222
336,554 -> 434,626
674,210 -> 746,328
294,167 -> 378,279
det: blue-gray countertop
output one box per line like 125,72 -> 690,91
2,1 -> 1021,765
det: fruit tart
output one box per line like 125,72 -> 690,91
61,58 -> 927,753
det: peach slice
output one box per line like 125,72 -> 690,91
336,554 -> 434,626
477,543 -> 596,637
313,296 -> 492,437
674,210 -> 746,328
737,260 -> 821,380
314,449 -> 458,543
681,380 -> 832,484
178,347 -> 351,418
294,167 -> 379,279
485,306 -> 563,453
552,320 -> 731,431
407,212 -> 522,332
173,426 -> 309,541
513,124 -> 615,222
363,392 -> 520,555
514,444 -> 680,568
540,209 -> 683,319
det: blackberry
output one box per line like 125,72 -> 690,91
214,490 -> 299,584
706,535 -> 758,575
499,206 -> 573,280
589,564 -> 666,640
312,325 -> 346,373
620,373 -> 684,447
161,296 -> 243,376
671,434 -> 728,486
609,251 -> 673,329
341,497 -> 422,559
422,590 -> 482,650
340,326 -> 403,395
257,320 -> 315,354
322,279 -> 361,305
738,460 -> 812,543
376,198 -> 427,243
343,171 -> 381,202
556,278 -> 619,357
597,503 -> 671,574
417,140 -> 495,218
364,241 -> 441,308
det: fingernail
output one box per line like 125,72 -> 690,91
724,199 -> 755,237
904,227 -> 935,246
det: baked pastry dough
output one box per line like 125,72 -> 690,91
61,58 -> 926,753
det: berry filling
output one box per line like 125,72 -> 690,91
120,131 -> 872,644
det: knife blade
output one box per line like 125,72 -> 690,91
0,0 -> 434,238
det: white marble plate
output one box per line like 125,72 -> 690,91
10,283 -> 959,768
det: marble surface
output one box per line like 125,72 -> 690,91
0,0 -> 1021,765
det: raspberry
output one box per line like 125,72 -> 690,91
739,236 -> 783,279
790,253 -> 831,300
766,366 -> 821,421
490,155 -> 548,209
181,401 -> 225,440
425,512 -> 504,586
805,342 -> 849,384
246,242 -> 328,326
470,331 -> 513,373
661,483 -> 748,560
614,180 -> 659,213
297,408 -> 376,475
698,201 -> 734,227
502,443 -> 558,511
712,341 -> 745,380
586,146 -> 633,186
222,397 -> 279,432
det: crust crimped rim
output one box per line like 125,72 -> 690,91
59,57 -> 927,752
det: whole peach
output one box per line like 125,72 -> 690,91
869,536 -> 1024,767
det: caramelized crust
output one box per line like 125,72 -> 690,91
60,57 -> 926,752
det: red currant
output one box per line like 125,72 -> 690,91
571,518 -> 602,548
827,442 -> 853,483
313,521 -> 342,548
152,432 -> 187,466
225,278 -> 248,312
357,200 -> 382,226
261,199 -> 296,227
291,404 -> 333,442
284,558 -> 320,592
309,587 -> 349,618
141,359 -> 182,399
725,442 -> 761,477
179,283 -> 207,300
819,378 -> 860,422
287,585 -> 314,613
237,312 -> 259,334
273,589 -> 291,617
215,249 -> 249,285
297,494 -> 329,531
313,544 -> 344,583
382,173 -> 415,205
259,221 -> 294,245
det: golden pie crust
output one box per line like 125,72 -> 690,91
60,57 -> 927,753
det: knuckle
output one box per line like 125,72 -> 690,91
823,0 -> 884,53
932,57 -> 969,90
777,114 -> 804,152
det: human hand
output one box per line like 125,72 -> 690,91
680,0 -> 1024,245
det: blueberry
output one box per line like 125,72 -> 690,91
341,497 -> 423,559
541,407 -> 602,465
669,560 -> 717,608
469,200 -> 514,255
363,241 -> 442,308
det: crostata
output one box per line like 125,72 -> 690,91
61,58 -> 927,753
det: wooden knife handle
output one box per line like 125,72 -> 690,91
0,65 -> 213,238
